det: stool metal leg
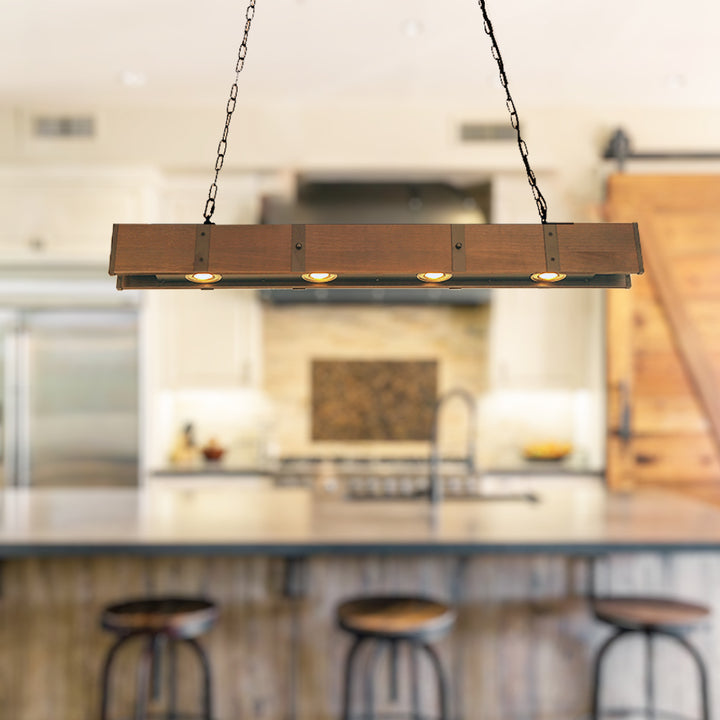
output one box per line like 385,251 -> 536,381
341,633 -> 451,720
388,640 -> 399,702
663,630 -> 711,720
101,633 -> 140,720
592,626 -> 710,720
410,641 -> 421,720
363,641 -> 384,720
591,627 -> 631,720
150,634 -> 164,703
168,638 -> 178,720
341,636 -> 364,720
644,631 -> 655,720
186,637 -> 214,720
420,641 -> 450,720
134,635 -> 155,720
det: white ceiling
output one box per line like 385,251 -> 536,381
1,0 -> 717,113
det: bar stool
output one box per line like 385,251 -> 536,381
99,596 -> 219,720
590,596 -> 711,720
337,595 -> 456,720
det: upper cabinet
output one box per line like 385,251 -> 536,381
487,289 -> 604,390
145,172 -> 264,390
0,167 -> 159,263
147,289 -> 262,389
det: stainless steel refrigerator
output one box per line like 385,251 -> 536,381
0,301 -> 139,487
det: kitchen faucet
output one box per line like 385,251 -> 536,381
429,388 -> 478,506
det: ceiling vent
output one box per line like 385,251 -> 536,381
32,115 -> 95,139
459,122 -> 516,143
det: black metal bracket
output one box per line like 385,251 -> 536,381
603,128 -> 720,171
194,226 -> 211,273
282,556 -> 309,599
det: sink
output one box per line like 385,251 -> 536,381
274,457 -> 540,502
341,489 -> 540,503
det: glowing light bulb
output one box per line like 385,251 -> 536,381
417,272 -> 452,283
530,272 -> 566,283
302,272 -> 337,283
186,272 -> 222,283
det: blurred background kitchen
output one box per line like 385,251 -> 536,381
0,0 -> 718,486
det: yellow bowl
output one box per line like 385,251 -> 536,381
522,442 -> 572,461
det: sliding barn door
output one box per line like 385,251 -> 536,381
605,174 -> 720,493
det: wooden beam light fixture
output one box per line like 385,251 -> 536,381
109,0 -> 643,291
111,221 -> 642,289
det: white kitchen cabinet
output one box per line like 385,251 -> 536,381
487,288 -> 604,390
158,172 -> 260,224
146,173 -> 264,387
148,289 -> 262,389
0,167 -> 159,262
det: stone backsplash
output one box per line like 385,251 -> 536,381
263,303 -> 489,458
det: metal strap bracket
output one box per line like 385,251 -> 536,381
291,225 -> 306,272
451,225 -> 467,273
194,225 -> 211,273
543,223 -> 561,272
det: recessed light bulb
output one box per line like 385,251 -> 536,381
302,272 -> 337,283
530,272 -> 566,283
186,272 -> 222,284
417,272 -> 452,283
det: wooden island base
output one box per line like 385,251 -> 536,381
1,552 -> 717,720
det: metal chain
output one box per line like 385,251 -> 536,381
203,0 -> 257,224
203,0 -> 546,224
477,0 -> 548,224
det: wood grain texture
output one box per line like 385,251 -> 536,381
209,224 -> 293,273
337,595 -> 455,635
606,286 -> 634,490
0,552 -> 718,720
641,215 -> 720,459
593,596 -> 709,628
630,435 -> 720,483
110,223 -> 641,278
604,175 -> 720,491
304,224 -> 452,273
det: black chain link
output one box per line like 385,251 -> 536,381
477,0 -> 548,224
203,0 -> 546,225
203,0 -> 257,224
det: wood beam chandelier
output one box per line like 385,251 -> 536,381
109,0 -> 643,291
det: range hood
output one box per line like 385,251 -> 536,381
259,287 -> 491,305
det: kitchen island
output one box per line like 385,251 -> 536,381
3,475 -> 720,554
1,478 -> 719,720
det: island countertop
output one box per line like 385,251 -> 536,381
1,476 -> 720,555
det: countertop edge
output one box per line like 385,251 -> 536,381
1,540 -> 719,558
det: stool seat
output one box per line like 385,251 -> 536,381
591,594 -> 711,720
100,596 -> 217,720
593,596 -> 710,631
338,595 -> 456,640
337,594 -> 455,720
101,597 -> 218,639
